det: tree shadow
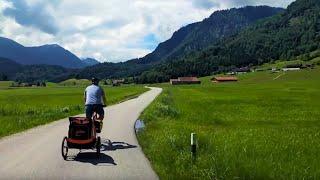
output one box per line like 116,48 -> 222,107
70,152 -> 117,166
101,140 -> 137,151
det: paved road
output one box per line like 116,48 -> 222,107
0,87 -> 162,180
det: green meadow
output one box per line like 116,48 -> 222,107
59,78 -> 91,86
0,81 -> 13,89
0,85 -> 147,138
138,68 -> 320,179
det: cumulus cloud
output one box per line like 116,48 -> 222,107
0,0 -> 295,62
3,0 -> 59,35
192,0 -> 220,10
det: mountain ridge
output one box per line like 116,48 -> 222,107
0,37 -> 95,68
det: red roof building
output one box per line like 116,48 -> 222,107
170,77 -> 201,85
212,76 -> 238,83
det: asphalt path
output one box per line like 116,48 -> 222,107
0,87 -> 162,180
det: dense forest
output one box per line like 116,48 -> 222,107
0,57 -> 75,82
136,0 -> 320,83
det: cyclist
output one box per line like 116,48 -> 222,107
84,77 -> 106,132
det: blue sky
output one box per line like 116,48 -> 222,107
0,0 -> 295,62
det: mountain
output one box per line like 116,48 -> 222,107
0,37 -> 86,68
77,6 -> 283,79
142,6 -> 284,63
137,0 -> 320,83
0,57 -> 23,79
82,58 -> 100,66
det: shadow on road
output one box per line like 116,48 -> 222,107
101,140 -> 137,151
71,152 -> 117,166
66,140 -> 136,165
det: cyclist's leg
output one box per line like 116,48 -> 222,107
97,105 -> 104,120
85,105 -> 94,119
96,105 -> 104,132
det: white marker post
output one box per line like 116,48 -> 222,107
191,133 -> 197,163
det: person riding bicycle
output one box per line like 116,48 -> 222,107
84,77 -> 106,132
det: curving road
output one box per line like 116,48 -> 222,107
0,87 -> 162,180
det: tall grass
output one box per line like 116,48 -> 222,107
138,68 -> 320,179
0,86 -> 147,138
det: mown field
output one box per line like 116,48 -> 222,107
138,68 -> 320,179
0,85 -> 147,138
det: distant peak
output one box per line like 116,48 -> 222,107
82,57 -> 100,66
41,44 -> 61,48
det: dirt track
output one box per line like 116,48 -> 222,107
0,87 -> 162,180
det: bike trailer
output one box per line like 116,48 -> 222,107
67,117 -> 96,148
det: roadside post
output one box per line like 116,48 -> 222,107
191,133 -> 197,163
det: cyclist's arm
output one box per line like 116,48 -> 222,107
84,90 -> 87,104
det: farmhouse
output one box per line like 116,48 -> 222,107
226,72 -> 236,75
170,77 -> 201,85
282,68 -> 300,72
212,76 -> 238,83
235,67 -> 251,74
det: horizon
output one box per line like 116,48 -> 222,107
0,0 -> 294,63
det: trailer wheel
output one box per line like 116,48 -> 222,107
61,137 -> 68,160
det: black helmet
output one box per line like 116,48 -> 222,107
91,77 -> 99,84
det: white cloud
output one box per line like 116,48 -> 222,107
0,0 -> 294,62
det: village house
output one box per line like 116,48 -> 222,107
211,76 -> 238,83
235,67 -> 251,74
112,79 -> 125,86
271,67 -> 280,73
226,72 -> 236,75
170,77 -> 201,85
282,64 -> 302,71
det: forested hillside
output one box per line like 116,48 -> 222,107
77,6 -> 283,79
0,57 -> 23,80
0,57 -> 75,82
14,65 -> 77,83
137,0 -> 320,83
164,6 -> 283,61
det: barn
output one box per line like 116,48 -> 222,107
212,76 -> 238,83
170,77 -> 201,85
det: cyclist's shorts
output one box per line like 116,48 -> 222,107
85,104 -> 104,119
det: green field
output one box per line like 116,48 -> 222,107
0,85 -> 147,138
0,81 -> 13,88
59,78 -> 91,86
138,68 -> 320,179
